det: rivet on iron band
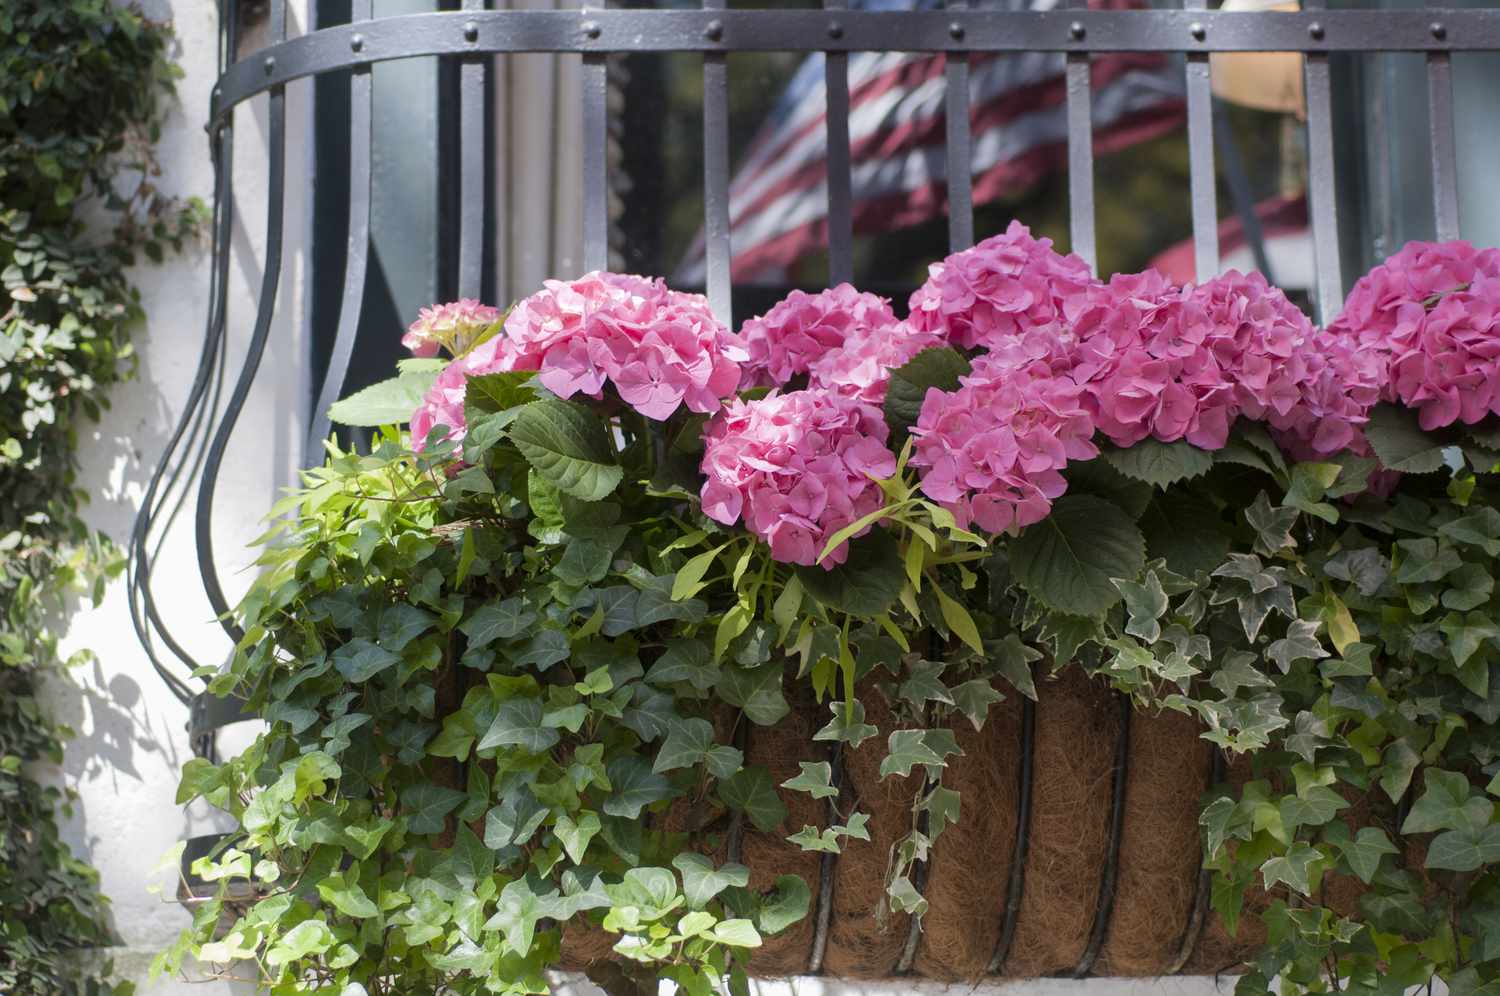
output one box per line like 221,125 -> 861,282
350,33 -> 364,52
705,19 -> 724,41
463,21 -> 479,42
1308,21 -> 1325,41
1069,21 -> 1085,41
828,21 -> 844,39
1190,22 -> 1206,42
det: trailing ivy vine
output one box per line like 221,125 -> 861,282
1,3 -> 199,992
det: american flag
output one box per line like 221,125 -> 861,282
674,0 -> 1188,286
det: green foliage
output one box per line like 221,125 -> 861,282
174,349 -> 1500,996
2,3 -> 193,991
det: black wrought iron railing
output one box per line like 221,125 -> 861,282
130,0 -> 1499,966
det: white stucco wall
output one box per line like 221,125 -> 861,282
38,4 -> 1238,995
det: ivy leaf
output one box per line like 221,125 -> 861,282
811,700 -> 879,748
897,660 -> 952,708
878,729 -> 963,778
1115,570 -> 1169,644
484,785 -> 548,848
317,871 -> 379,918
401,784 -> 467,835
646,638 -> 720,693
949,678 -> 1006,730
1246,492 -> 1299,556
710,919 -> 763,949
477,698 -> 561,754
332,638 -> 401,684
1010,495 -> 1147,618
1379,738 -> 1423,803
780,762 -> 839,800
653,718 -> 718,774
1259,842 -> 1322,896
719,766 -> 787,833
1440,507 -> 1500,556
461,598 -> 538,649
450,824 -> 496,889
377,603 -> 437,653
922,784 -> 962,842
1363,403 -> 1448,474
554,811 -> 602,865
1403,769 -> 1493,834
1278,784 -> 1347,831
1103,439 -> 1215,489
991,633 -> 1041,701
717,663 -> 790,726
1266,619 -> 1329,674
1339,827 -> 1399,884
1199,796 -> 1238,859
1324,548 -> 1390,597
883,347 -> 971,437
1426,826 -> 1500,872
1442,562 -> 1494,611
508,397 -> 624,501
673,853 -> 750,909
604,757 -> 676,819
328,370 -> 437,426
757,875 -> 812,935
266,918 -> 336,966
485,878 -> 564,955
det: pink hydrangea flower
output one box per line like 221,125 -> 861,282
700,389 -> 896,567
403,299 -> 502,357
906,220 -> 1098,350
496,272 -> 746,419
740,284 -> 898,387
807,319 -> 947,406
1330,240 -> 1500,371
409,272 -> 747,448
909,344 -> 1098,535
1389,273 -> 1500,429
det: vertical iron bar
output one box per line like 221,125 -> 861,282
1184,0 -> 1218,282
1425,9 -> 1460,242
1213,102 -> 1274,283
196,0 -> 287,641
944,0 -> 974,253
703,0 -> 734,320
807,742 -> 843,974
459,0 -> 488,299
1073,696 -> 1133,978
1167,746 -> 1226,975
1302,0 -> 1343,321
824,0 -> 855,284
582,5 -> 609,273
306,0 -> 374,460
988,695 -> 1036,974
1065,0 -> 1096,274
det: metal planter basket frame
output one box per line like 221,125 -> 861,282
131,0 -> 1500,978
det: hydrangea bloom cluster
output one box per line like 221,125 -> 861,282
495,271 -> 745,419
739,284 -> 898,388
806,320 -> 947,406
699,390 -> 896,567
906,220 -> 1097,351
1332,240 -> 1500,431
909,342 -> 1098,534
1329,239 -> 1500,361
1389,275 -> 1500,429
402,299 -> 501,357
1060,269 -> 1376,459
410,272 -> 746,447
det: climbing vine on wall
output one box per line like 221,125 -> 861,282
0,3 -> 200,991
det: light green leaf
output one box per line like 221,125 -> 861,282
718,663 -> 791,726
673,853 -> 750,908
328,371 -> 438,427
780,761 -> 839,800
477,698 -> 561,754
401,784 -> 466,835
757,875 -> 812,935
1259,842 -> 1322,896
554,811 -> 601,865
604,757 -> 676,819
710,919 -> 763,948
1426,825 -> 1500,872
811,700 -> 879,748
878,729 -> 962,778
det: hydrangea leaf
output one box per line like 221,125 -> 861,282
508,397 -> 624,501
1103,438 -> 1215,490
1010,495 -> 1147,618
